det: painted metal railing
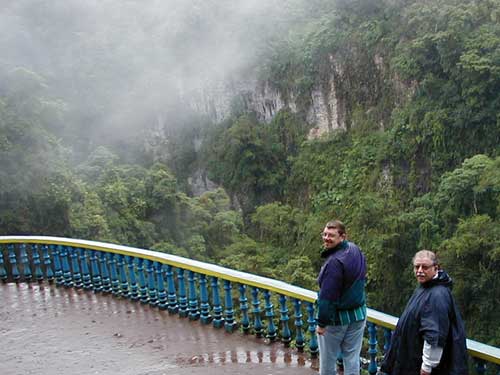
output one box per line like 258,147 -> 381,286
0,236 -> 499,374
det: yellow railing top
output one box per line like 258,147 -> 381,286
1,235 -> 499,364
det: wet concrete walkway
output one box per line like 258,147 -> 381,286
0,283 -> 318,375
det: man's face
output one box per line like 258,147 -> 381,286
413,256 -> 438,284
322,226 -> 345,250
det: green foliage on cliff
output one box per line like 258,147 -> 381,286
200,0 -> 500,344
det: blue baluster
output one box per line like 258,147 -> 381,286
211,276 -> 223,328
251,287 -> 263,337
32,244 -> 44,282
89,250 -> 102,292
59,246 -> 73,287
108,253 -> 120,296
307,302 -> 319,357
99,252 -> 111,293
263,290 -> 277,341
199,274 -> 211,324
19,244 -> 32,282
474,358 -> 487,375
368,322 -> 378,375
8,244 -> 20,282
51,245 -> 64,286
224,279 -> 236,332
156,262 -> 167,310
136,258 -> 148,303
146,259 -> 158,307
383,328 -> 392,355
69,247 -> 83,289
177,268 -> 188,317
165,265 -> 178,313
293,299 -> 305,351
239,284 -> 250,333
80,249 -> 92,290
42,245 -> 54,282
126,256 -> 139,301
279,295 -> 291,346
117,255 -> 129,297
188,271 -> 200,320
0,246 -> 7,282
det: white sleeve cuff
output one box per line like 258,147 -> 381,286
422,340 -> 443,373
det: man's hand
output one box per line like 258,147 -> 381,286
316,326 -> 326,335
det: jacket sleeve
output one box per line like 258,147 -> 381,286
316,258 -> 343,327
419,288 -> 451,347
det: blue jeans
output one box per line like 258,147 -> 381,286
318,319 -> 366,375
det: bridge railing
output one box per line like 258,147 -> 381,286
1,236 -> 499,374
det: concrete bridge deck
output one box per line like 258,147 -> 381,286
0,283 -> 318,375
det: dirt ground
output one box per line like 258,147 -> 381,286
0,282 -> 319,375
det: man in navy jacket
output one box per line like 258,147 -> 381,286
380,250 -> 468,375
316,220 -> 367,375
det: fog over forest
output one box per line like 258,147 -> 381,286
0,0 -> 310,157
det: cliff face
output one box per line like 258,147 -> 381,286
183,74 -> 346,138
181,52 -> 410,138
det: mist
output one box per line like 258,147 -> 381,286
0,0 -> 310,159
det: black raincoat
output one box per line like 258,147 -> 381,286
380,270 -> 468,375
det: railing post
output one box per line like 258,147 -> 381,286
293,299 -> 305,351
251,287 -> 263,337
156,262 -> 167,310
89,250 -> 102,292
59,245 -> 73,287
0,245 -> 7,282
99,252 -> 111,293
146,259 -> 158,307
126,256 -> 139,301
223,279 -> 236,332
264,290 -> 277,341
279,294 -> 291,346
199,274 -> 211,324
108,253 -> 120,296
41,244 -> 54,282
383,327 -> 392,355
80,249 -> 92,290
211,276 -> 223,328
474,358 -> 487,375
20,244 -> 32,282
69,247 -> 83,289
51,245 -> 64,286
177,268 -> 188,317
136,258 -> 148,303
307,302 -> 319,357
116,254 -> 129,297
368,322 -> 378,375
188,270 -> 200,320
239,284 -> 250,333
8,244 -> 20,282
32,244 -> 44,282
165,265 -> 178,314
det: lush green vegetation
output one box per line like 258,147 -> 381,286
1,0 -> 499,346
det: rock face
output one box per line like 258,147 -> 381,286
182,68 -> 349,139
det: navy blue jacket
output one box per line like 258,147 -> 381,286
316,240 -> 367,327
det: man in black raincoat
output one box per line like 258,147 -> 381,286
380,250 -> 468,375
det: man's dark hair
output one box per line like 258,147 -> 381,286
325,220 -> 346,235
